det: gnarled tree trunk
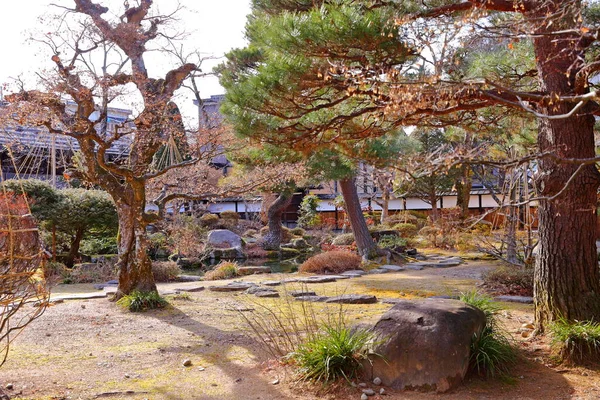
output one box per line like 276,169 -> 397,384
262,192 -> 292,250
65,228 -> 85,268
455,165 -> 472,220
532,5 -> 600,330
339,178 -> 378,259
114,190 -> 156,299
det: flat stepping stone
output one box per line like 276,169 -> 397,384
238,266 -> 271,275
290,290 -> 317,297
294,295 -> 329,302
298,276 -> 338,283
51,292 -> 108,301
209,283 -> 253,292
339,273 -> 364,278
325,294 -> 377,304
177,275 -> 203,282
246,285 -> 271,294
380,265 -> 405,272
262,281 -> 282,287
404,264 -> 426,270
254,291 -> 279,298
367,269 -> 389,274
428,295 -> 459,300
341,270 -> 366,276
494,295 -> 533,304
433,262 -> 462,268
175,286 -> 205,293
281,278 -> 299,283
381,298 -> 403,304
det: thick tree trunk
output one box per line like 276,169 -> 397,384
65,228 -> 85,268
455,165 -> 472,220
429,189 -> 439,222
379,187 -> 390,224
532,5 -> 600,329
262,192 -> 292,250
339,178 -> 378,259
505,179 -> 519,265
114,200 -> 156,299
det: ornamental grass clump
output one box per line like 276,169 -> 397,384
550,318 -> 600,364
116,290 -> 168,312
203,261 -> 240,280
460,291 -> 517,377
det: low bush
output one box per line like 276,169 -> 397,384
550,318 -> 600,364
377,234 -> 407,250
290,227 -> 306,236
259,225 -> 294,243
204,261 -> 240,280
43,261 -> 69,283
383,211 -> 419,225
331,233 -> 355,246
483,266 -> 533,296
460,291 -> 517,377
80,234 -> 118,255
151,261 -> 181,282
199,213 -> 219,228
455,232 -> 478,252
299,250 -> 361,274
243,229 -> 259,238
292,322 -> 375,382
392,223 -> 418,238
66,261 -> 116,284
220,210 -> 240,221
116,290 -> 168,312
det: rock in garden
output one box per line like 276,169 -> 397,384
290,290 -> 317,297
294,295 -> 329,302
404,265 -> 424,271
325,295 -> 378,304
367,268 -> 388,274
246,285 -> 270,294
238,266 -> 271,275
254,291 -> 279,298
362,388 -> 375,396
361,394 -> 368,400
373,377 -> 382,385
5,384 -> 12,390
183,359 -> 192,367
262,280 -> 282,286
364,298 -> 486,393
207,229 -> 243,248
494,295 -> 533,304
209,283 -> 253,292
175,286 -> 205,292
380,265 -> 404,272
298,276 -> 338,283
342,270 -> 366,276
379,388 -> 385,395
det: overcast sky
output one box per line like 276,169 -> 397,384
0,0 -> 251,123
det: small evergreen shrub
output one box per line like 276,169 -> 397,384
199,213 -> 219,227
550,318 -> 600,364
331,233 -> 355,246
392,223 -> 418,238
300,250 -> 361,274
204,261 -> 240,280
292,323 -> 375,382
460,291 -> 517,377
151,261 -> 182,282
483,266 -> 533,296
377,234 -> 407,250
220,210 -> 240,221
297,195 -> 320,228
117,290 -> 168,312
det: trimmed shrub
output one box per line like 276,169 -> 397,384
377,234 -> 407,250
204,261 -> 240,280
299,250 -> 361,274
199,213 -> 219,227
259,225 -> 293,243
331,233 -> 355,246
483,266 -> 533,296
220,210 -> 240,221
151,261 -> 181,282
290,227 -> 306,236
67,261 -> 116,283
550,318 -> 600,364
117,290 -> 168,312
392,223 -> 418,238
455,232 -> 478,252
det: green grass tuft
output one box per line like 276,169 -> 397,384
460,290 -> 517,377
291,322 -> 375,383
116,290 -> 168,312
550,318 -> 600,364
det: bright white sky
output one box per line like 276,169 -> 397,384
0,0 -> 251,124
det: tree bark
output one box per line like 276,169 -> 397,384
114,195 -> 157,299
429,188 -> 439,222
339,178 -> 378,259
262,192 -> 292,250
65,228 -> 85,268
455,165 -> 472,220
532,4 -> 600,329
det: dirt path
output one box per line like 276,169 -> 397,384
1,261 -> 599,400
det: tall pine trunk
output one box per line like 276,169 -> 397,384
455,165 -> 472,220
532,3 -> 600,329
114,197 -> 156,299
263,192 -> 292,250
339,178 -> 378,259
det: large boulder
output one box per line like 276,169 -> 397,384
207,229 -> 243,249
364,298 -> 485,393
